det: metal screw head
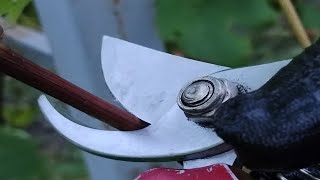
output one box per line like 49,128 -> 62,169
181,81 -> 212,106
177,76 -> 240,125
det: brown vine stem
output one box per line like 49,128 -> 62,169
278,0 -> 311,48
0,25 -> 149,131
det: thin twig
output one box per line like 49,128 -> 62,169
0,25 -> 149,131
278,0 -> 311,48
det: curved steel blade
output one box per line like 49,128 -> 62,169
101,36 -> 228,124
39,96 -> 223,161
210,60 -> 290,89
38,36 -> 291,161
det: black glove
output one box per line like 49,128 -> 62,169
213,38 -> 320,172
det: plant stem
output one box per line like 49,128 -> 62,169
0,47 -> 149,130
278,0 -> 311,48
0,28 -> 149,131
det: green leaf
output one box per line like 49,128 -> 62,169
4,76 -> 40,128
0,128 -> 46,180
156,0 -> 277,67
299,3 -> 320,30
17,3 -> 41,29
4,104 -> 39,128
0,0 -> 31,23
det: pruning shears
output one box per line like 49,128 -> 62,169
3,26 -> 320,178
37,37 -> 289,175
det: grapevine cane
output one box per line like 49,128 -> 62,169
0,25 -> 149,131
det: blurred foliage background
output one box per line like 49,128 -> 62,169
156,0 -> 320,67
0,0 -> 320,179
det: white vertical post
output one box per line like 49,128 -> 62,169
33,1 -> 180,179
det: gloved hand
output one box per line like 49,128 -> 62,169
213,38 -> 320,172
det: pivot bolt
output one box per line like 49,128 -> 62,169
181,81 -> 213,106
177,76 -> 240,125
